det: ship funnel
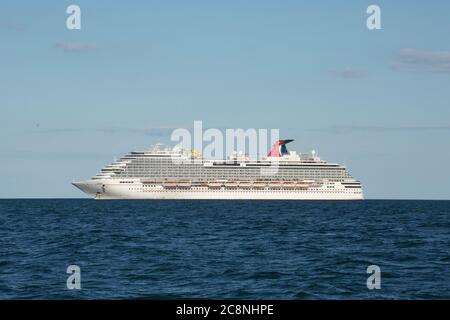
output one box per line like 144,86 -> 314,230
267,139 -> 294,157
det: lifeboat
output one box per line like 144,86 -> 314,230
224,182 -> 239,187
162,181 -> 178,187
239,182 -> 253,187
268,182 -> 284,187
252,181 -> 267,189
177,182 -> 192,187
253,181 -> 267,186
208,182 -> 223,187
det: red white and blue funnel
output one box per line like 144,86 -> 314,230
267,139 -> 294,157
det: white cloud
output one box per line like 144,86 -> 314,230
330,68 -> 369,79
32,127 -> 177,137
0,21 -> 26,32
393,48 -> 450,72
53,42 -> 100,53
313,125 -> 450,134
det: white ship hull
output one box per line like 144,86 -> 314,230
73,180 -> 364,200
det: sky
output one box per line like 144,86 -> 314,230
1,0 -> 449,199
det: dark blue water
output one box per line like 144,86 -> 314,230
0,199 -> 449,299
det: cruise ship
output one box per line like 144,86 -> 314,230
73,140 -> 364,200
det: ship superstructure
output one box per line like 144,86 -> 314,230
73,140 -> 363,200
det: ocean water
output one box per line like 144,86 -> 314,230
0,199 -> 449,299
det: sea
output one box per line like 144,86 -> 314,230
0,199 -> 449,299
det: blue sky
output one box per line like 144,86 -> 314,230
1,0 -> 449,199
